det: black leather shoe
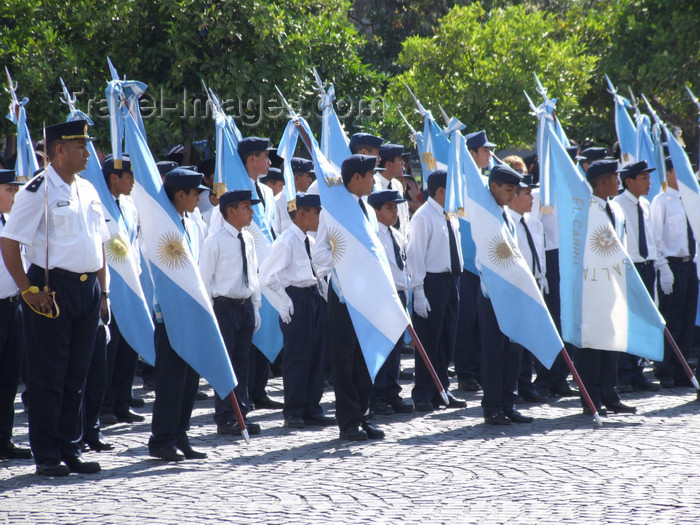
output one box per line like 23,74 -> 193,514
149,446 -> 184,462
484,412 -> 511,425
616,384 -> 634,394
195,390 -> 209,401
129,396 -> 146,408
398,370 -> 414,381
253,396 -> 284,409
178,444 -> 207,460
660,378 -> 675,389
64,457 -> 101,474
217,420 -> 261,435
303,414 -> 336,426
85,439 -> 114,452
100,412 -> 118,426
371,401 -> 394,416
521,390 -> 547,403
35,462 -> 70,476
632,380 -> 660,392
583,406 -> 607,417
142,379 -> 156,391
284,416 -> 306,429
115,408 -> 145,423
551,385 -> 578,397
444,393 -> 467,408
458,378 -> 481,392
388,397 -> 414,413
414,401 -> 434,412
0,441 -> 32,460
361,422 -> 385,439
505,409 -> 534,423
339,426 -> 368,441
607,402 -> 636,414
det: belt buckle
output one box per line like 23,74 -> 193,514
80,274 -> 87,282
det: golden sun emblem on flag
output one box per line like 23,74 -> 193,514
488,235 -> 518,269
589,225 -> 620,257
422,152 -> 437,171
157,231 -> 189,270
105,233 -> 130,264
328,227 -> 346,265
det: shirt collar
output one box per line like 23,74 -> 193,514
666,187 -> 680,198
623,189 -> 639,204
507,207 -> 523,222
289,222 -> 307,243
222,220 -> 242,237
592,195 -> 608,206
427,197 -> 443,214
377,222 -> 389,234
47,163 -> 72,190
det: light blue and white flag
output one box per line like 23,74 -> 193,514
316,81 -> 350,174
295,116 -> 410,380
121,102 -> 236,397
665,127 -> 700,242
463,132 -> 563,369
277,118 -> 300,209
5,89 -> 39,182
606,75 -> 637,163
635,114 -> 663,199
65,82 -> 156,364
443,119 -> 478,275
535,97 -> 570,207
545,123 -> 664,359
417,111 -> 449,189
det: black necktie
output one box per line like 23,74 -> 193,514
605,202 -> 615,228
687,219 -> 696,258
637,201 -> 648,259
359,198 -> 369,219
115,198 -> 123,218
181,218 -> 191,247
304,236 -> 318,278
238,232 -> 249,287
502,211 -> 515,236
445,214 -> 460,277
0,215 -> 5,226
388,227 -> 405,270
520,217 -> 541,275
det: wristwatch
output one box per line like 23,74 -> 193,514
101,290 -> 110,299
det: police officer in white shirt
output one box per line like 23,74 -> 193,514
0,169 -> 31,461
407,169 -> 466,412
367,189 -> 414,415
0,120 -> 109,476
374,144 -> 410,239
613,160 -> 661,392
651,156 -> 698,388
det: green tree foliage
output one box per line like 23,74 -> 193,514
383,3 -> 598,148
0,0 -> 382,156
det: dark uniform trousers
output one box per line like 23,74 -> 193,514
249,346 -> 271,404
657,259 -> 699,384
103,318 -> 139,415
0,295 -> 23,446
536,249 -> 574,392
281,286 -> 325,419
327,285 -> 372,432
149,323 -> 200,450
574,348 -> 620,409
452,271 -> 481,384
412,272 -> 459,405
477,289 -> 522,414
371,290 -> 407,405
24,265 -> 101,464
618,262 -> 655,386
80,324 -> 107,444
213,296 -> 254,425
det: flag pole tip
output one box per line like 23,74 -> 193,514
692,377 -> 699,390
242,430 -> 250,444
440,390 -> 449,406
594,414 -> 603,427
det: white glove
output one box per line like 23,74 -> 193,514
412,287 -> 431,319
318,276 -> 329,301
537,274 -> 549,295
279,294 -> 294,324
253,305 -> 261,333
657,261 -> 674,295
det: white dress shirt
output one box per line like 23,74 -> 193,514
259,223 -> 318,295
0,215 -> 21,298
274,192 -> 292,234
613,189 -> 658,263
651,187 -> 694,258
373,173 -> 410,239
406,197 -> 463,290
1,165 -> 108,273
199,220 -> 261,305
377,223 -> 408,292
507,208 -> 545,282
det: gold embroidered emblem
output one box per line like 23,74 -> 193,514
328,227 -> 346,264
488,236 -> 518,269
589,225 -> 620,257
157,231 -> 189,269
105,233 -> 130,264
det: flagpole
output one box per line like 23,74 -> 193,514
560,348 -> 603,427
664,328 -> 700,390
227,391 -> 250,444
407,325 -> 450,405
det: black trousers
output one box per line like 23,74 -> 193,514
281,286 -> 325,419
657,259 -> 699,383
80,324 -> 107,443
453,271 -> 481,383
477,289 -> 522,414
575,348 -> 620,409
149,323 -> 200,450
0,296 -> 22,445
24,266 -> 100,465
412,272 -> 459,404
327,286 -> 372,432
618,262 -> 656,386
249,346 -> 271,403
213,297 -> 254,425
372,290 -> 406,404
103,318 -> 139,414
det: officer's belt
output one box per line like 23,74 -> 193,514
38,266 -> 97,282
666,256 -> 693,264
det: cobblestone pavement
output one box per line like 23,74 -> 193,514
2,360 -> 700,524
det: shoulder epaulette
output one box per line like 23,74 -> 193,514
25,172 -> 46,193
